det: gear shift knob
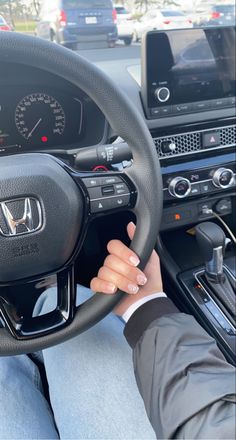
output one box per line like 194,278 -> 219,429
195,222 -> 226,278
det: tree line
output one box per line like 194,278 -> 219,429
0,1 -> 40,25
0,0 -> 180,26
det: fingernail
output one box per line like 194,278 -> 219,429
128,284 -> 139,294
106,283 -> 117,293
137,274 -> 147,286
129,255 -> 140,267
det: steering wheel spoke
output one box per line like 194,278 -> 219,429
72,171 -> 137,218
0,266 -> 76,340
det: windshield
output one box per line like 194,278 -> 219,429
0,15 -> 5,24
214,5 -> 235,13
64,0 -> 113,8
0,0 -> 234,62
161,11 -> 185,17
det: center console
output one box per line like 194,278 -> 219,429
140,26 -> 236,364
156,132 -> 236,364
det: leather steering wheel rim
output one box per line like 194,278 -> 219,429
0,32 -> 163,356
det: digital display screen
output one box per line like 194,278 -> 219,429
146,27 -> 236,109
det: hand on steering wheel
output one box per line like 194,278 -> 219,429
91,222 -> 163,317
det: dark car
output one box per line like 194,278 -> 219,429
36,0 -> 118,49
197,4 -> 235,27
209,4 -> 235,26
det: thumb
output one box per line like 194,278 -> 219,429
127,222 -> 136,241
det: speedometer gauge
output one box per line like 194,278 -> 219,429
15,93 -> 65,143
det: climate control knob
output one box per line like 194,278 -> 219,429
154,87 -> 170,103
212,168 -> 234,189
168,177 -> 191,198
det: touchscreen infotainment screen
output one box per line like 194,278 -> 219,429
145,27 -> 236,111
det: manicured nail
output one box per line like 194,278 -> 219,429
106,283 -> 117,293
128,284 -> 139,294
137,274 -> 147,286
129,255 -> 140,267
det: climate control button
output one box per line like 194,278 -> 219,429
212,168 -> 234,189
168,177 -> 191,198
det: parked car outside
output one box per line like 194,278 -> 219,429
36,0 -> 118,49
202,4 -> 235,27
0,15 -> 12,31
133,9 -> 193,41
114,4 -> 133,46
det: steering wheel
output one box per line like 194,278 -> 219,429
0,33 -> 163,356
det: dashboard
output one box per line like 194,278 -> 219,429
0,28 -> 235,364
0,63 -> 107,156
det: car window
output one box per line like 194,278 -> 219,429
161,10 -> 185,17
64,0 -> 113,8
214,5 -> 235,13
115,7 -> 129,14
0,15 -> 5,24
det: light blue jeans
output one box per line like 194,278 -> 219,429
0,285 -> 155,439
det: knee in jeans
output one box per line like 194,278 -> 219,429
33,287 -> 58,317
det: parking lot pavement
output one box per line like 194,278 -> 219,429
75,42 -> 141,62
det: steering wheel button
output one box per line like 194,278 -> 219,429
90,195 -> 130,213
90,200 -> 106,213
87,187 -> 102,199
107,195 -> 130,209
83,177 -> 103,188
102,185 -> 115,195
101,176 -> 123,185
114,183 -> 129,195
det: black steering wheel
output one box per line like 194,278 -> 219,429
0,33 -> 163,356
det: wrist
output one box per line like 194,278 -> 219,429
122,292 -> 167,322
114,286 -> 164,318
124,297 -> 180,348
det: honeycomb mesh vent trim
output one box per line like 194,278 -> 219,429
154,125 -> 236,158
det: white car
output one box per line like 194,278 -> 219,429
115,5 -> 133,45
134,9 -> 193,41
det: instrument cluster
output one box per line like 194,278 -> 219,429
0,86 -> 105,155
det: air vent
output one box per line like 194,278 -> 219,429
154,124 -> 236,158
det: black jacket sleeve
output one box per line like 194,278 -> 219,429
124,298 -> 236,439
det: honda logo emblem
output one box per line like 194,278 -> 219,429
0,198 -> 42,237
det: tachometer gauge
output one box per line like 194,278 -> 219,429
15,93 -> 65,144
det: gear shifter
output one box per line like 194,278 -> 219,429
195,222 -> 225,281
195,222 -> 235,318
